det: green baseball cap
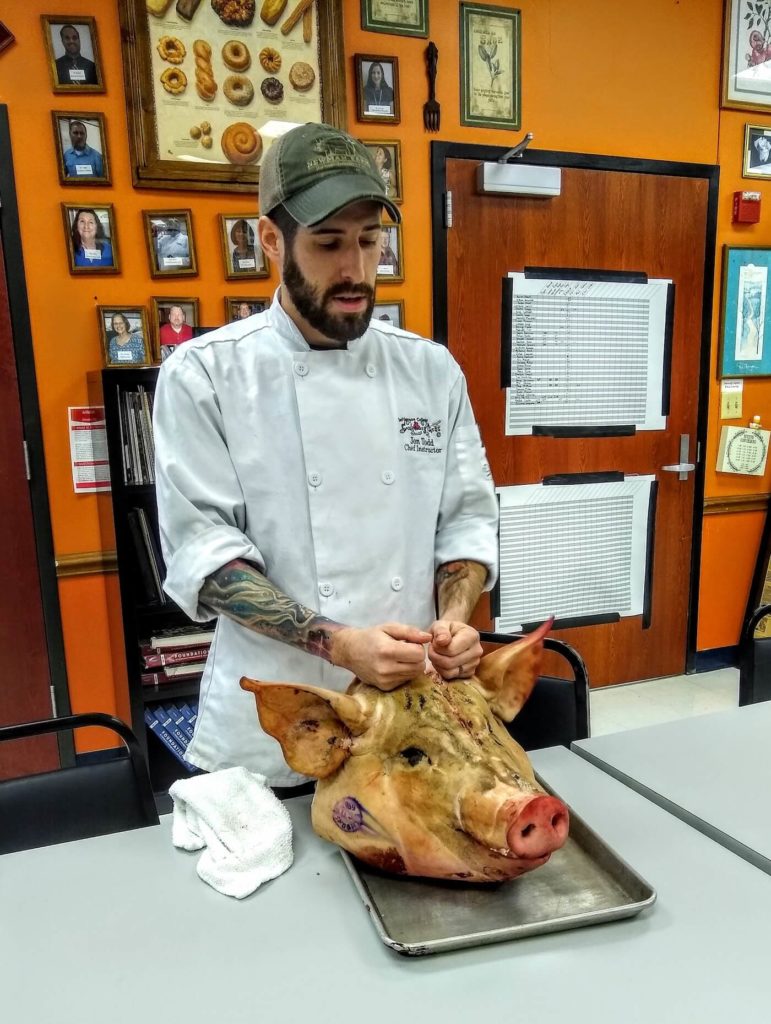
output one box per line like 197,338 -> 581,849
259,122 -> 401,227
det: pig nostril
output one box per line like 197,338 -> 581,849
520,824 -> 535,838
551,815 -> 561,828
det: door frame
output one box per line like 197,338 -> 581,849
430,141 -> 719,674
0,104 -> 73,762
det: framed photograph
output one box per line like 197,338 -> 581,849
61,204 -> 119,274
377,222 -> 404,283
152,297 -> 199,362
743,123 -> 771,177
219,215 -> 269,280
0,22 -> 16,57
355,54 -> 401,123
719,246 -> 771,378
97,306 -> 151,368
360,140 -> 403,203
41,15 -> 104,93
52,111 -> 110,186
373,300 -> 405,329
144,210 -> 197,277
723,1 -> 771,112
459,3 -> 521,130
224,297 -> 270,323
117,0 -> 346,193
361,0 -> 428,37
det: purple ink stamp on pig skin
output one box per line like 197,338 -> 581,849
333,796 -> 365,833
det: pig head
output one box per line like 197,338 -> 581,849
240,620 -> 568,883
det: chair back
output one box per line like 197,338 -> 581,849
479,631 -> 590,750
740,604 -> 771,706
0,712 -> 159,855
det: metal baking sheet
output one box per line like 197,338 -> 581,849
340,776 -> 656,956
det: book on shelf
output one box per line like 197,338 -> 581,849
144,707 -> 196,772
153,704 -> 192,750
119,386 -> 155,485
167,702 -> 195,742
126,507 -> 166,605
141,645 -> 210,669
141,665 -> 205,686
140,639 -> 211,658
148,624 -> 215,648
179,701 -> 198,735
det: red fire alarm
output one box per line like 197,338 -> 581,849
733,190 -> 762,223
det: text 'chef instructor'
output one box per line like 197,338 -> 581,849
153,123 -> 499,787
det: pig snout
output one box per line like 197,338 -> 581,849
506,796 -> 569,859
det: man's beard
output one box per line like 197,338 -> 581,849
283,250 -> 375,343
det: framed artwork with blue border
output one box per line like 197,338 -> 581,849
720,245 -> 771,377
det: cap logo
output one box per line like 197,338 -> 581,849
306,135 -> 371,174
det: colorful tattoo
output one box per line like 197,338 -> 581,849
200,559 -> 343,662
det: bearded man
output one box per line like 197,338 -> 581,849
153,123 -> 498,790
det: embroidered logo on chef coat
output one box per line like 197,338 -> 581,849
399,417 -> 444,454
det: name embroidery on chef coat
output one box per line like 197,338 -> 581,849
399,417 -> 444,455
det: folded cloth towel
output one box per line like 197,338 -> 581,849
169,767 -> 293,899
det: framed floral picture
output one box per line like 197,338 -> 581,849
360,140 -> 402,203
41,15 -> 104,93
719,245 -> 771,377
723,0 -> 771,112
224,297 -> 270,322
62,203 -> 119,274
459,2 -> 521,130
97,306 -> 151,368
143,209 -> 197,277
219,214 -> 269,280
52,111 -> 110,186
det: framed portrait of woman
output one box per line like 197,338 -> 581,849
52,111 -> 110,186
219,215 -> 270,280
354,54 -> 400,124
97,306 -> 151,368
376,222 -> 404,283
143,210 -> 197,277
62,203 -> 119,274
373,300 -> 405,329
41,15 -> 104,93
152,296 -> 199,362
360,140 -> 402,203
224,297 -> 270,323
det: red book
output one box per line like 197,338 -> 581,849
141,665 -> 206,686
142,646 -> 211,669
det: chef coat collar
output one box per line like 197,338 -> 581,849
269,287 -> 367,354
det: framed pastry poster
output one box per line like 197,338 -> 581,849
118,0 -> 346,193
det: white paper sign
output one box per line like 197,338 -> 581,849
68,406 -> 110,493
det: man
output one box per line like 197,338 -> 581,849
751,134 -> 771,170
159,305 -> 194,348
62,120 -> 103,179
153,123 -> 498,787
156,220 -> 190,267
55,24 -> 98,86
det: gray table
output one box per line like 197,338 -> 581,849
2,746 -> 770,1024
573,701 -> 771,874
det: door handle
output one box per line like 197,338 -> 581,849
661,434 -> 696,480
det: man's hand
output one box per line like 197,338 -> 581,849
329,623 -> 432,691
427,620 -> 483,680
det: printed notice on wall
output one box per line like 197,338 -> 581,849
504,274 -> 672,434
68,406 -> 110,493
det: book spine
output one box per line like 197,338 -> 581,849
179,702 -> 198,734
144,708 -> 196,772
153,705 -> 192,750
167,702 -> 195,742
140,641 -> 211,658
141,667 -> 204,686
148,629 -> 215,648
142,646 -> 210,668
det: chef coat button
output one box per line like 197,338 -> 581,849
308,472 -> 322,487
319,582 -> 335,598
381,470 -> 395,485
295,362 -> 309,377
390,576 -> 403,591
365,363 -> 377,378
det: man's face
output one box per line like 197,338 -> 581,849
168,306 -> 185,328
758,137 -> 771,162
281,200 -> 381,344
61,26 -> 81,56
69,122 -> 87,150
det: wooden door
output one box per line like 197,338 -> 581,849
0,165 -> 60,777
442,153 -> 714,686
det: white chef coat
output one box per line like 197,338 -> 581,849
153,292 -> 499,785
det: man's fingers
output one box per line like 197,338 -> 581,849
382,622 -> 433,645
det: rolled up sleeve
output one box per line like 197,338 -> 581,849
434,367 -> 499,590
154,353 -> 265,621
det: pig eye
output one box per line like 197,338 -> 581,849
400,746 -> 431,767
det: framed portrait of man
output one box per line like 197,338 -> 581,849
224,297 -> 269,323
219,215 -> 270,280
152,296 -> 199,362
372,300 -> 405,330
376,222 -> 404,283
143,210 -> 197,277
97,306 -> 151,368
62,203 -> 119,275
41,15 -> 104,93
354,54 -> 400,124
52,111 -> 110,186
744,124 -> 771,178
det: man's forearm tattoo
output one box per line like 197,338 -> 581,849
200,559 -> 343,661
436,560 -> 487,621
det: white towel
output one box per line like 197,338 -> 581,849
169,767 -> 293,899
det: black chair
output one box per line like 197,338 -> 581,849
479,631 -> 590,750
0,712 -> 159,855
739,604 -> 771,706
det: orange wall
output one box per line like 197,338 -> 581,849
0,0 -> 764,746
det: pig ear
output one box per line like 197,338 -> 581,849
240,678 -> 369,779
469,618 -> 553,722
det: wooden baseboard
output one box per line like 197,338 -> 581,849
55,551 -> 118,578
703,494 -> 769,515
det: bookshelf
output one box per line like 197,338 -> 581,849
101,368 -> 211,807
